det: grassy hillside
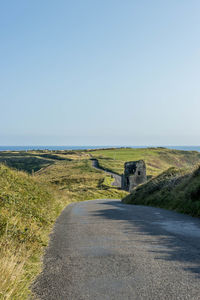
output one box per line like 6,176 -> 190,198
3,148 -> 200,178
0,150 -> 89,174
89,147 -> 200,177
1,147 -> 200,298
0,151 -> 54,173
122,165 -> 200,217
36,159 -> 127,201
0,157 -> 127,299
0,164 -> 59,299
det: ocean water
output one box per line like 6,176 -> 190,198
165,146 -> 200,152
0,146 -> 112,151
0,145 -> 200,152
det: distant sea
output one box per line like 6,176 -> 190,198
0,146 -> 200,152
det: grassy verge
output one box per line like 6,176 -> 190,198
101,175 -> 115,187
0,158 -> 127,299
122,165 -> 200,217
0,164 -> 59,299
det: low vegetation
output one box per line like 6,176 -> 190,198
0,153 -> 127,299
122,165 -> 200,217
1,147 -> 200,299
89,147 -> 200,177
0,164 -> 58,299
0,152 -> 54,173
36,159 -> 127,202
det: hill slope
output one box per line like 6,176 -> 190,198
89,147 -> 200,177
0,159 -> 127,299
122,165 -> 200,217
0,164 -> 59,299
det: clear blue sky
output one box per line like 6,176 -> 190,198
1,1 -> 200,146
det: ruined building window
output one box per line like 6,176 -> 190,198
138,171 -> 141,175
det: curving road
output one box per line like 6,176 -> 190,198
91,159 -> 122,188
33,199 -> 200,300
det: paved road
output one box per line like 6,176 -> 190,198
33,199 -> 200,300
91,159 -> 122,188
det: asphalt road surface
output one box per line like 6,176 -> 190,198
33,199 -> 200,300
91,159 -> 122,188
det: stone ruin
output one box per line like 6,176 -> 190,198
122,160 -> 147,192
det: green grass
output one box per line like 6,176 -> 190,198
0,164 -> 59,299
0,150 -> 90,174
36,159 -> 127,201
89,147 -> 200,177
122,165 -> 200,217
0,156 -> 54,174
2,147 -> 200,299
102,175 -> 115,187
0,155 -> 127,299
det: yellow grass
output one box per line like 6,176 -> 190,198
0,158 -> 127,299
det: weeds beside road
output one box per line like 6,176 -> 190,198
0,157 -> 127,299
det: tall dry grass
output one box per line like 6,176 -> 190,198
0,158 -> 127,299
123,165 -> 200,217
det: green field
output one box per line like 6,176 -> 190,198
88,147 -> 200,177
1,147 -> 200,299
